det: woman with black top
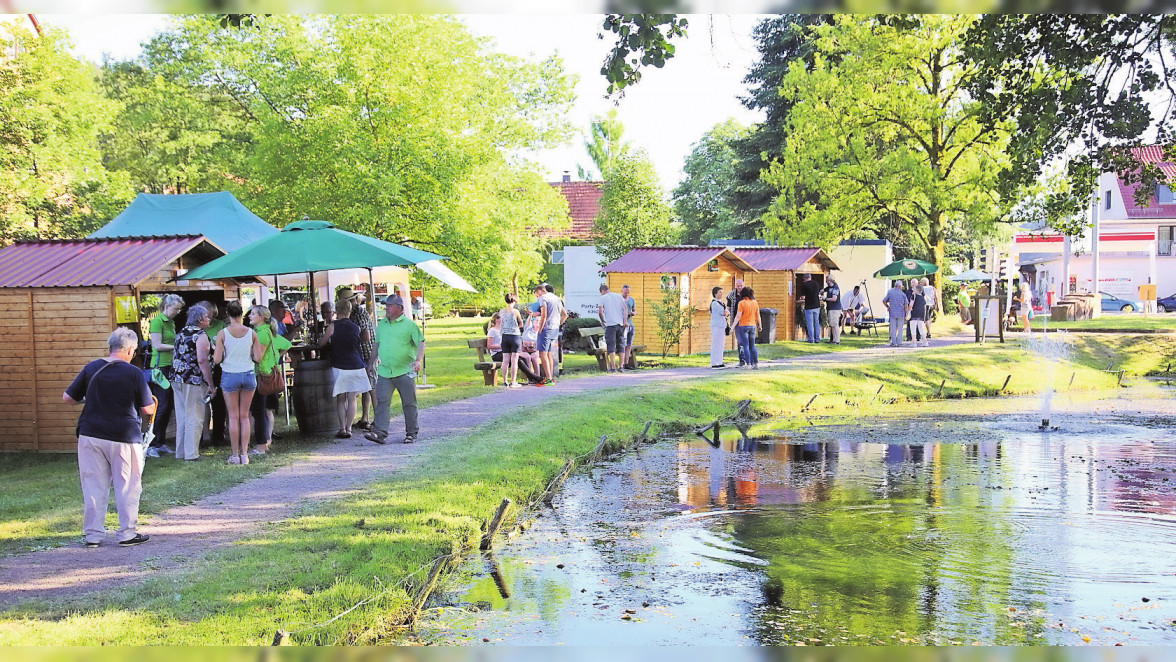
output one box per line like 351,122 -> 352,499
321,298 -> 371,438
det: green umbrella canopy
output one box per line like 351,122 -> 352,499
178,220 -> 444,281
873,258 -> 939,279
947,268 -> 993,282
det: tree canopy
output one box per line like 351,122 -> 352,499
577,108 -> 632,181
594,152 -> 676,264
101,15 -> 576,305
673,119 -> 754,245
0,24 -> 131,242
761,15 -> 1012,283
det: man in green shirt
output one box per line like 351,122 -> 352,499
956,287 -> 972,325
366,295 -> 425,444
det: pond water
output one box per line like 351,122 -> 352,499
419,407 -> 1176,646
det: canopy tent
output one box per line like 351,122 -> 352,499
90,191 -> 278,252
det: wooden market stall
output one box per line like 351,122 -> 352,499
601,246 -> 840,356
733,247 -> 840,342
602,247 -> 757,356
0,236 -> 238,452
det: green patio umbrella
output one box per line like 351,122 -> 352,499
873,258 -> 939,279
947,268 -> 993,282
179,220 -> 443,280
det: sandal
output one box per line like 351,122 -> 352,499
227,454 -> 240,465
364,432 -> 387,445
356,420 -> 373,431
335,430 -> 351,439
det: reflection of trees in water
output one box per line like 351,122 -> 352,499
728,442 -> 1048,644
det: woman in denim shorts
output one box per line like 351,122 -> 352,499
213,300 -> 263,465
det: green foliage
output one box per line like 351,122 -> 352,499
576,108 -> 631,181
0,23 -> 132,242
594,152 -> 676,264
110,15 -> 575,309
649,287 -> 695,358
673,119 -> 754,244
964,15 -> 1176,235
729,15 -> 832,232
600,14 -> 688,96
761,15 -> 1012,293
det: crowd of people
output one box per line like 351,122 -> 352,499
483,283 -> 577,387
881,277 -> 942,347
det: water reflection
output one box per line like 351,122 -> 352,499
425,416 -> 1176,646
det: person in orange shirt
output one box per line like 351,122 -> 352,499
734,287 -> 761,369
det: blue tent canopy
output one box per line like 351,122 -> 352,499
89,191 -> 277,253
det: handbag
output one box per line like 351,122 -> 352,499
256,339 -> 284,396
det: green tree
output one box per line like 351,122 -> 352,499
762,15 -> 1011,302
649,286 -> 695,358
129,15 -> 575,307
673,119 -> 753,244
0,23 -> 131,242
965,15 -> 1176,235
729,15 -> 832,231
98,32 -> 254,194
577,108 -> 632,181
594,152 -> 677,264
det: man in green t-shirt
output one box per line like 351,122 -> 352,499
366,295 -> 425,445
956,288 -> 972,325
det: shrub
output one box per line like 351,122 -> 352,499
649,287 -> 696,358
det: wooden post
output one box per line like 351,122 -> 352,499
543,459 -> 575,505
480,498 -> 513,551
486,553 -> 511,599
934,379 -> 946,398
1117,370 -> 1125,387
591,434 -> 609,462
271,630 -> 291,646
801,394 -> 819,412
402,556 -> 449,625
1000,375 -> 1011,391
876,384 -> 884,396
1069,372 -> 1076,388
637,421 -> 653,442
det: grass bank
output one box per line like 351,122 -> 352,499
0,314 -> 914,556
1029,313 -> 1176,333
0,342 -> 1123,645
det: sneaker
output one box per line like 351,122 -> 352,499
240,453 -> 249,465
157,445 -> 175,455
508,382 -> 523,389
541,378 -> 554,386
145,447 -> 161,459
711,364 -> 726,369
85,540 -> 100,548
249,447 -> 267,456
227,454 -> 240,465
403,434 -> 416,444
118,533 -> 150,547
364,432 -> 387,445
533,380 -> 546,387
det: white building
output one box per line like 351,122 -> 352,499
1017,146 -> 1175,306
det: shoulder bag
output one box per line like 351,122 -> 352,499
256,336 -> 284,396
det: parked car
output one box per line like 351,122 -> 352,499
1099,291 -> 1142,313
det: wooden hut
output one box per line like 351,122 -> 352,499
733,248 -> 840,342
0,236 -> 239,452
601,247 -> 757,356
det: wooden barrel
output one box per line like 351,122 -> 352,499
292,359 -> 336,436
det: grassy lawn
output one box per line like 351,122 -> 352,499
0,341 -> 1127,645
1029,313 -> 1176,333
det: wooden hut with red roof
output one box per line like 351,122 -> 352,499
602,246 -> 838,356
0,236 -> 237,452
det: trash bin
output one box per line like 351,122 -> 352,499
757,308 -> 778,344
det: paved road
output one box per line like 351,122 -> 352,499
0,334 -> 974,608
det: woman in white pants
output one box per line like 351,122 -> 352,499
709,286 -> 730,368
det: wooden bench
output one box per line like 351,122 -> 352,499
578,327 -> 608,371
625,345 -> 646,369
468,338 -> 502,385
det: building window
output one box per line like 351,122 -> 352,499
1105,190 -> 1112,210
550,250 -> 564,264
1160,225 -> 1174,256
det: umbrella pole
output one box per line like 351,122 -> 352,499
274,274 -> 290,427
417,280 -> 435,389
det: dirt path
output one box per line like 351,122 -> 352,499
0,335 -> 976,609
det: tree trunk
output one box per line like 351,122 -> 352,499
928,210 -> 946,313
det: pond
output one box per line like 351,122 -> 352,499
418,400 -> 1176,646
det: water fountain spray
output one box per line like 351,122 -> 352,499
1025,328 -> 1071,431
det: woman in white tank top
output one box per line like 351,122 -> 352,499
213,301 -> 264,465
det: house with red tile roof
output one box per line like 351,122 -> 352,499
544,174 -> 603,241
1016,145 -> 1175,309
